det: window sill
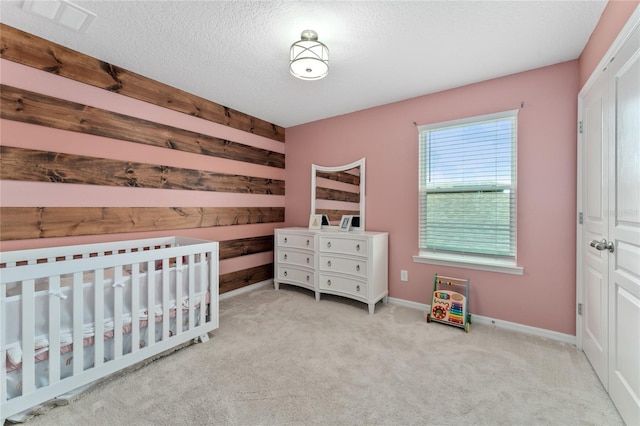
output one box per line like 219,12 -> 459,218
413,252 -> 524,275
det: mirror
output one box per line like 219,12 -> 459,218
311,158 -> 365,231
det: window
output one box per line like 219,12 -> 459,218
414,110 -> 522,274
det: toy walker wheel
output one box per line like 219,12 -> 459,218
426,313 -> 431,323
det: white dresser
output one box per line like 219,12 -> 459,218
274,227 -> 388,314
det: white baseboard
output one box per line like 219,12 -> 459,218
387,296 -> 429,312
219,279 -> 273,301
221,287 -> 576,345
387,297 -> 576,345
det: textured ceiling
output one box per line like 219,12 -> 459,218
0,1 -> 607,128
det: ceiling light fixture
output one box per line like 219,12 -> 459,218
290,30 -> 329,81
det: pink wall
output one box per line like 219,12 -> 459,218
286,61 -> 580,335
579,0 -> 639,88
285,2 -> 639,335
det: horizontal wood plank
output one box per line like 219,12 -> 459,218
219,263 -> 273,294
315,187 -> 360,203
316,170 -> 360,186
0,24 -> 285,142
315,209 -> 360,223
0,207 -> 284,240
1,146 -> 284,195
1,85 -> 285,168
219,236 -> 274,260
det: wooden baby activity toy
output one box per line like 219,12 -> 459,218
426,273 -> 471,332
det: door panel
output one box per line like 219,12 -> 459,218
585,95 -> 605,222
608,22 -> 640,426
584,264 -> 607,353
610,282 -> 640,426
614,44 -> 640,224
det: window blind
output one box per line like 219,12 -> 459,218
418,110 -> 518,258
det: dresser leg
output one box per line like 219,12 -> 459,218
383,295 -> 389,303
315,291 -> 321,301
274,281 -> 279,290
368,303 -> 375,315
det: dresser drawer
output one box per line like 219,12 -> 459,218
319,236 -> 368,257
278,233 -> 314,250
278,249 -> 314,268
277,266 -> 314,286
319,255 -> 367,279
319,273 -> 367,298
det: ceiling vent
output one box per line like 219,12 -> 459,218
23,0 -> 96,33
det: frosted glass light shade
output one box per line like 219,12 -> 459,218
290,30 -> 329,80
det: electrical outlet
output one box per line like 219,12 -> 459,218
400,270 -> 408,282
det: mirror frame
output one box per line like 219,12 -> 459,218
311,158 -> 365,231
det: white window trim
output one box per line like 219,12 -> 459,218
416,109 -> 524,275
413,252 -> 523,275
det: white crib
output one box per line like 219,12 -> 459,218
0,236 -> 219,422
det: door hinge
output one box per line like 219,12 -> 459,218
579,121 -> 583,134
578,303 -> 583,316
579,212 -> 583,224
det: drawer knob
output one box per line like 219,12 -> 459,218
306,239 -> 310,246
283,271 -> 288,277
284,237 -> 288,243
284,254 -> 288,260
306,275 -> 310,282
356,285 -> 361,292
356,244 -> 360,251
327,279 -> 332,286
327,241 -> 332,248
356,265 -> 360,272
327,260 -> 332,267
306,257 -> 310,264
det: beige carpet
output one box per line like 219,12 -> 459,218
17,285 -> 622,426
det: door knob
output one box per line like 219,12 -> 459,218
589,239 -> 615,253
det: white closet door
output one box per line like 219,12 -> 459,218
607,22 -> 640,426
581,68 -> 609,388
579,15 -> 640,426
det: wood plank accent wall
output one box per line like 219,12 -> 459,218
0,24 -> 285,143
1,85 -> 285,168
0,25 -> 285,293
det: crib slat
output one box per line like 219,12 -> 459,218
113,266 -> 124,360
1,282 -> 8,404
147,260 -> 155,345
94,268 -> 105,367
48,275 -> 61,385
72,272 -> 84,376
214,249 -> 219,326
188,254 -> 195,330
21,279 -> 36,395
131,263 -> 140,353
175,256 -> 183,336
162,259 -> 170,340
200,252 -> 207,326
